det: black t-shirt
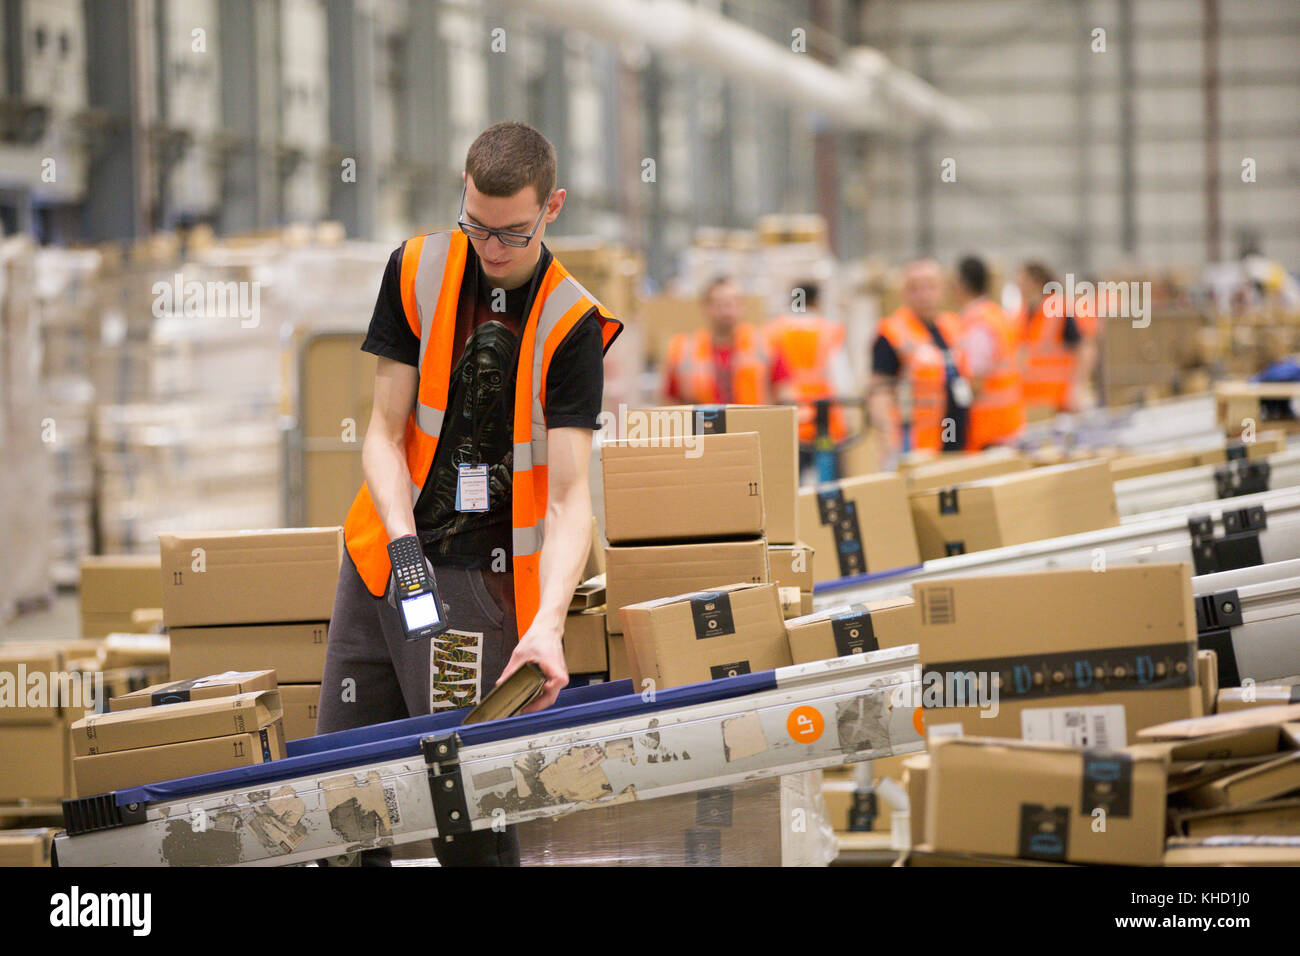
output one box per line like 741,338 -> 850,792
361,240 -> 605,568
871,321 -> 969,452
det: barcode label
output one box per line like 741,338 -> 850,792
1021,705 -> 1126,749
922,587 -> 955,625
383,784 -> 402,827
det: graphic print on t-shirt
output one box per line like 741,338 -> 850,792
429,629 -> 484,711
417,320 -> 518,559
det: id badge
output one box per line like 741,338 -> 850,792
456,464 -> 490,512
951,376 -> 974,409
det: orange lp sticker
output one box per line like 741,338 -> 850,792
786,706 -> 824,743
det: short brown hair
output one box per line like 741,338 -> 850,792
465,122 -> 557,204
1022,261 -> 1054,288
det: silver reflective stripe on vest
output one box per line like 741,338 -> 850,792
513,520 -> 544,557
417,404 -> 444,436
415,233 -> 452,371
414,233 -> 453,439
528,276 -> 587,444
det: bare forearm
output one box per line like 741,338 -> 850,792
361,430 -> 417,540
535,492 -> 592,633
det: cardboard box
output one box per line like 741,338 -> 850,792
158,527 -> 343,627
1165,835 -> 1300,866
767,542 -> 814,593
905,449 -> 1030,493
109,670 -> 278,711
0,721 -> 74,801
279,683 -> 320,741
564,608 -> 609,674
602,433 -> 764,544
784,597 -> 919,665
1183,742 -> 1300,810
620,583 -> 791,690
71,690 -> 283,756
1109,450 -> 1204,482
926,736 -> 1167,865
0,828 -> 56,867
0,645 -> 68,724
909,460 -> 1118,561
1218,685 -> 1300,713
1177,800 -> 1300,838
73,720 -> 288,795
604,538 -> 769,633
1138,703 -> 1300,741
798,474 -> 920,584
913,564 -> 1202,744
168,621 -> 329,683
78,555 -> 162,638
1197,650 -> 1218,715
569,574 -> 606,612
629,406 -> 798,543
607,633 -> 631,682
904,753 -> 929,849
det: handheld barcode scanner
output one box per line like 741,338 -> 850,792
387,536 -> 449,642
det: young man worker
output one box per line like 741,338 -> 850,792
663,276 -> 792,404
317,122 -> 622,867
952,255 -> 1024,449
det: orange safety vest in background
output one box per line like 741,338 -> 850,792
343,231 -> 622,635
1019,294 -> 1095,412
765,314 -> 848,442
877,307 -> 965,453
959,297 -> 1025,450
668,323 -> 770,405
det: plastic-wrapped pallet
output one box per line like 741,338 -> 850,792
518,771 -> 836,867
0,236 -> 55,614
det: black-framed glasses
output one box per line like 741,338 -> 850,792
456,183 -> 553,248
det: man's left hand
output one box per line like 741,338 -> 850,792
497,618 -> 568,714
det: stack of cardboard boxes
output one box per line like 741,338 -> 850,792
903,703 -> 1300,866
0,638 -> 170,807
160,527 -> 341,741
562,573 -> 609,682
0,644 -> 83,806
70,687 -> 286,795
601,405 -> 801,682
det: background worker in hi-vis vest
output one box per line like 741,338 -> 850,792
316,122 -> 622,867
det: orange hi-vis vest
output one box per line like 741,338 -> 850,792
668,323 -> 770,405
343,231 -> 622,635
1019,294 -> 1085,412
877,307 -> 965,453
959,297 -> 1025,450
765,314 -> 847,442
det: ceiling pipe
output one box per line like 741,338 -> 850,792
495,0 -> 986,132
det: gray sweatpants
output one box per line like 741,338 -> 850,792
316,547 -> 521,866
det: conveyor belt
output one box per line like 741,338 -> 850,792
54,648 -> 922,867
1191,558 -> 1300,687
815,486 -> 1300,608
1017,394 -> 1221,453
1115,446 -> 1300,517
